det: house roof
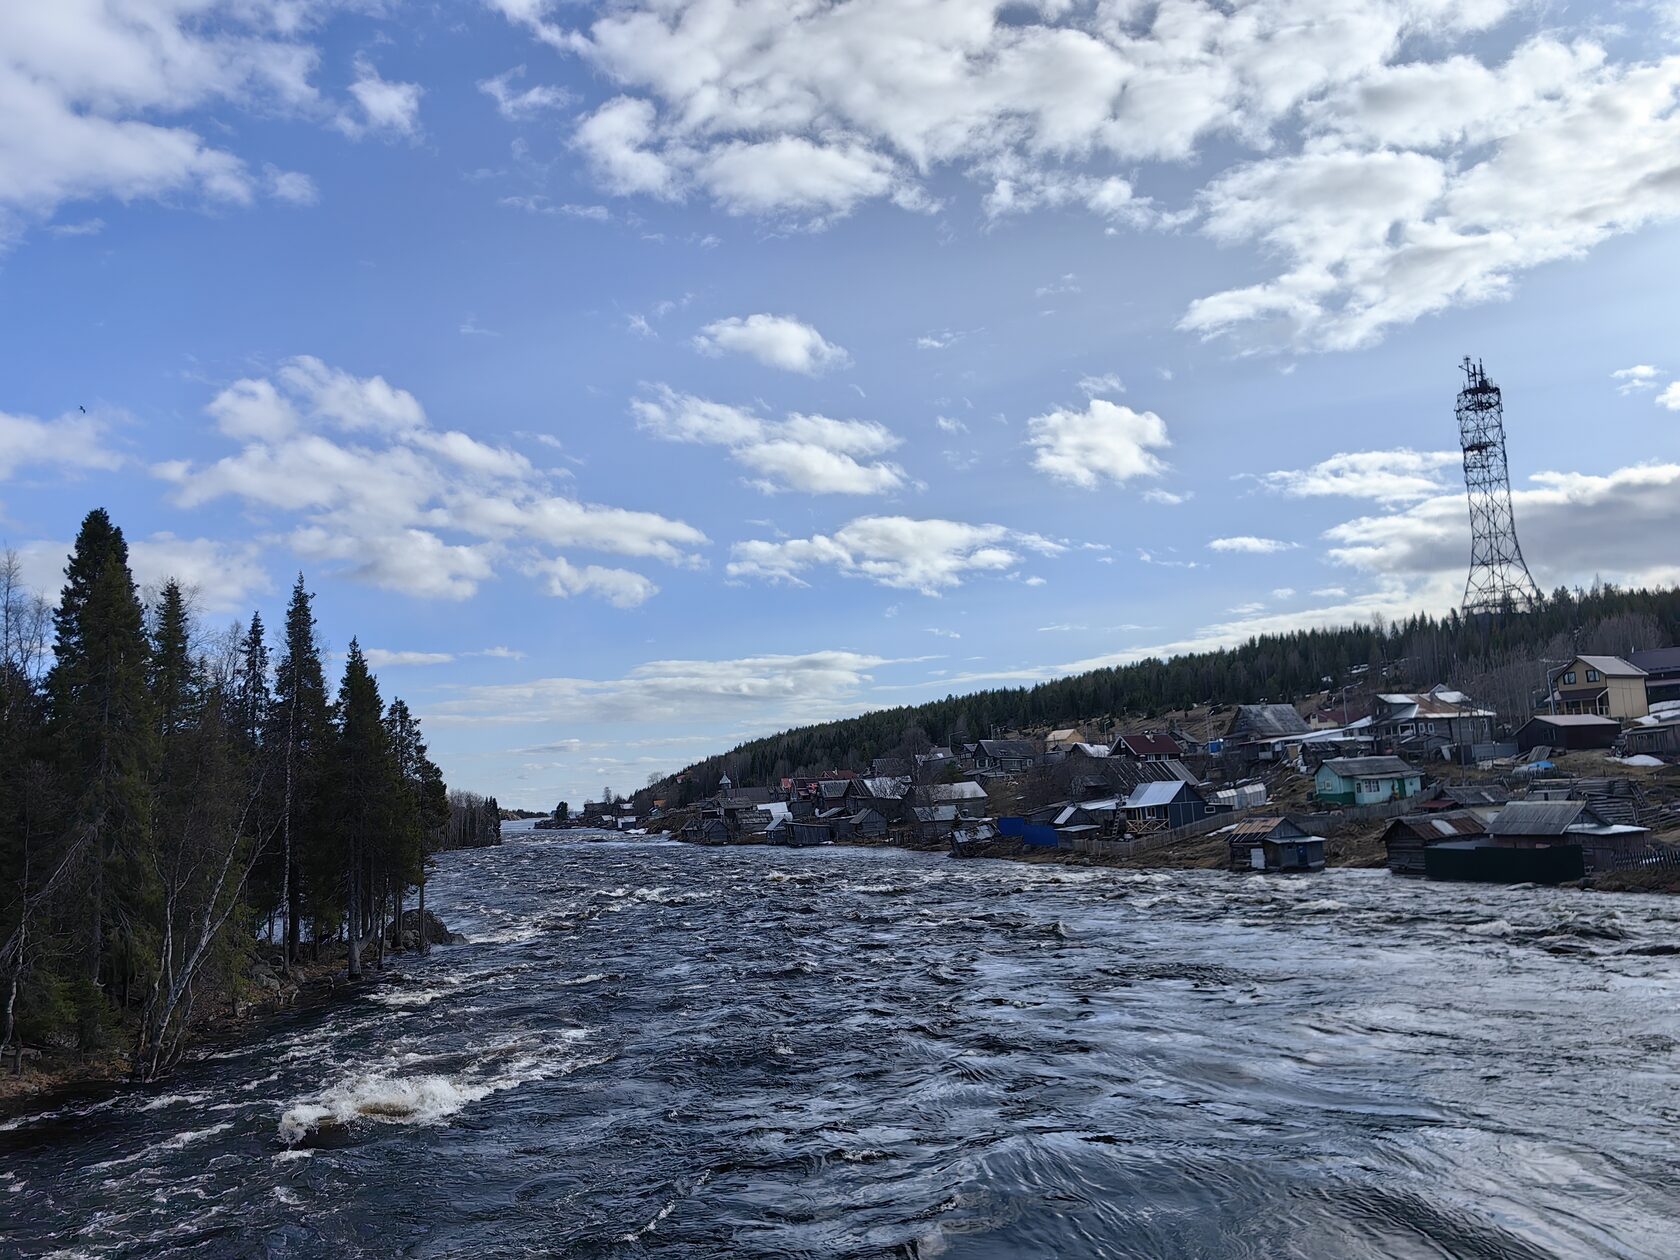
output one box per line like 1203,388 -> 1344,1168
1124,781 -> 1195,809
1229,816 -> 1308,839
817,779 -> 851,799
1490,799 -> 1601,836
1116,731 -> 1182,758
1383,811 -> 1487,841
1375,690 -> 1496,720
1522,714 -> 1620,728
855,776 -> 911,799
1045,728 -> 1085,743
925,781 -> 988,801
1226,704 -> 1312,740
1068,742 -> 1111,758
1572,655 -> 1645,677
1439,783 -> 1510,806
912,805 -> 959,823
1627,647 -> 1680,676
977,738 -> 1038,758
1321,755 -> 1416,778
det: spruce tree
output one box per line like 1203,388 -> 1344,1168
332,641 -> 389,979
47,512 -> 156,1047
267,577 -> 329,970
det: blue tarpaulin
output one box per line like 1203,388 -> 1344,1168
999,817 -> 1059,847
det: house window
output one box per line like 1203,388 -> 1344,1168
1563,671 -> 1577,685
1586,669 -> 1600,683
1358,779 -> 1381,793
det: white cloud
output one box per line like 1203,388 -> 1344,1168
1323,462 -> 1680,592
1255,449 -> 1461,503
574,96 -> 676,197
15,533 -> 267,614
728,515 -> 1061,595
1208,536 -> 1294,554
340,57 -> 423,138
1027,398 -> 1169,489
478,65 -> 572,120
162,357 -> 707,603
1612,364 -> 1662,395
691,314 -> 850,375
1142,489 -> 1187,505
264,165 -> 318,205
0,408 -> 123,479
366,649 -> 456,668
1658,382 -> 1680,411
632,385 -> 904,495
0,0 -> 325,235
1183,44 -> 1680,350
1077,373 -> 1124,397
428,648 -> 897,728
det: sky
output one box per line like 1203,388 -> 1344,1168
2,0 -> 1679,810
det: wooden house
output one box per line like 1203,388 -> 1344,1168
1548,655 -> 1649,719
1314,756 -> 1423,807
1380,810 -> 1487,876
1369,686 -> 1497,763
1227,816 -> 1324,873
1513,713 -> 1618,753
910,805 -> 959,841
1112,731 -> 1183,762
1627,647 -> 1680,706
1222,704 -> 1312,763
1121,780 -> 1226,833
972,739 -> 1040,773
916,780 -> 989,819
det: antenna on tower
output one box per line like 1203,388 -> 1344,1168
1456,357 -> 1540,616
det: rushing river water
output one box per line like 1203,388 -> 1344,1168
5,824 -> 1680,1258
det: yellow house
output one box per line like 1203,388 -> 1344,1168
1550,655 -> 1648,719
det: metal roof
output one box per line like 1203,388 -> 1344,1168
1384,811 -> 1487,840
1321,756 -> 1416,777
1116,731 -> 1182,758
977,739 -> 1038,758
1628,647 -> 1680,675
1490,799 -> 1590,836
1574,655 -> 1646,677
1125,781 -> 1193,809
925,782 -> 988,801
1523,714 -> 1619,727
1228,816 -> 1307,839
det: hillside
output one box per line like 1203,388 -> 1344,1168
637,585 -> 1680,808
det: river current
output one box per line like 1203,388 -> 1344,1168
5,823 -> 1680,1258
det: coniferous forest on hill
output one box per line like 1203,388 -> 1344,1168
0,510 -> 497,1082
649,585 -> 1680,805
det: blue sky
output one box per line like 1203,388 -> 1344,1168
3,0 -> 1678,809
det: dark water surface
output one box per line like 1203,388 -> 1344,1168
6,824 -> 1680,1258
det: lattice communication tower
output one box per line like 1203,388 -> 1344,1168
1456,357 -> 1540,615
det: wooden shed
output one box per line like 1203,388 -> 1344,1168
1227,816 -> 1324,873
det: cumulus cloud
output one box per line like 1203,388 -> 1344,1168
1658,383 -> 1680,411
160,357 -> 706,603
339,56 -> 423,138
728,515 -> 1061,594
1255,449 -> 1461,504
632,385 -> 904,495
691,314 -> 850,375
0,408 -> 124,479
1323,463 -> 1680,592
1183,43 -> 1680,350
1208,536 -> 1294,554
0,0 -> 325,236
15,533 -> 268,614
366,649 -> 456,668
1027,398 -> 1169,489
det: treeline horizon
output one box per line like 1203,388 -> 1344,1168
0,510 -> 491,1080
642,584 -> 1680,806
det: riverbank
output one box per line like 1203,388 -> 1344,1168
0,945 -> 402,1111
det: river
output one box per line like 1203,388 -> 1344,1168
4,824 -> 1680,1258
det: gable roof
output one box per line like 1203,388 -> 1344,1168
1116,731 -> 1182,758
1490,799 -> 1598,836
1045,728 -> 1085,743
976,738 -> 1038,758
1571,655 -> 1646,678
924,781 -> 988,801
1382,811 -> 1487,841
1226,704 -> 1312,740
1124,780 -> 1197,809
1521,714 -> 1620,729
1229,816 -> 1309,840
1321,755 -> 1416,778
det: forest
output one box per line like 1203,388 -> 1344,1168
646,584 -> 1680,806
0,510 -> 491,1081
